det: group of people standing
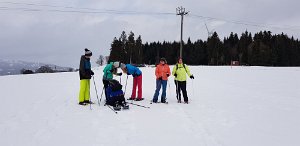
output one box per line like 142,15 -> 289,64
78,49 -> 194,106
152,57 -> 194,104
102,61 -> 143,101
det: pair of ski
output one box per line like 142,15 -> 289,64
103,103 -> 128,114
106,101 -> 150,114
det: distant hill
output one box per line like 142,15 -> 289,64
0,59 -> 73,75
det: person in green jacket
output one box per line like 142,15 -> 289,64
172,58 -> 194,104
78,48 -> 94,105
102,61 -> 122,98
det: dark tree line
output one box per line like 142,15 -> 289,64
20,65 -> 74,74
108,30 -> 300,66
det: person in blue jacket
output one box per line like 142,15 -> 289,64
120,63 -> 143,101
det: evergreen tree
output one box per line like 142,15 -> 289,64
238,31 -> 253,65
127,31 -> 135,64
136,35 -> 143,64
207,32 -> 223,65
109,37 -> 124,63
108,30 -> 300,66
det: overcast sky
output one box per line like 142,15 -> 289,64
1,0 -> 300,68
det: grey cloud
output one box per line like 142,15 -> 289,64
0,0 -> 300,67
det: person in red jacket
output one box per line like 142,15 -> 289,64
152,58 -> 171,103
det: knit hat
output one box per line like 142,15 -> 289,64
120,63 -> 126,69
84,48 -> 92,56
113,62 -> 120,68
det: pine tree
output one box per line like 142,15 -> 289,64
107,30 -> 300,66
207,32 -> 222,65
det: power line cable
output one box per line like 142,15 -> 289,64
189,14 -> 300,31
1,1 -> 300,31
0,1 -> 175,15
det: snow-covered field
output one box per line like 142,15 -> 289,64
0,66 -> 300,146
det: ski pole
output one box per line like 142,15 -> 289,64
192,79 -> 195,98
167,79 -> 171,101
92,76 -> 100,106
99,86 -> 104,106
89,83 -> 92,110
104,104 -> 118,114
126,102 -> 150,108
124,75 -> 128,96
175,80 -> 179,101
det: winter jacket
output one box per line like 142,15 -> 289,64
172,63 -> 191,81
79,55 -> 93,80
125,64 -> 142,77
103,62 -> 114,80
155,63 -> 171,80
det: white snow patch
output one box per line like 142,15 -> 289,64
0,66 -> 299,146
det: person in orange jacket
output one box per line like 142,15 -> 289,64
152,58 -> 171,103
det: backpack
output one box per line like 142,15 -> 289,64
176,64 -> 187,73
108,79 -> 122,91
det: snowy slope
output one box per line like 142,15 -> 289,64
0,66 -> 300,146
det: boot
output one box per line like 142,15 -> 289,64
135,98 -> 144,101
79,102 -> 87,106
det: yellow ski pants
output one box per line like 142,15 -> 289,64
79,79 -> 90,102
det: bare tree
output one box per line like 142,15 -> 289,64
96,55 -> 105,66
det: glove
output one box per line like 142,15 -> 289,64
116,72 -> 122,76
174,73 -> 177,77
190,75 -> 194,79
110,68 -> 117,73
91,71 -> 94,76
166,73 -> 170,77
158,77 -> 162,80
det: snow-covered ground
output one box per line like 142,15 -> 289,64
0,66 -> 300,146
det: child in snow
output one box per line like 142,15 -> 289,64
152,58 -> 171,103
102,61 -> 123,99
172,58 -> 194,104
78,48 -> 94,105
120,63 -> 143,101
105,79 -> 129,110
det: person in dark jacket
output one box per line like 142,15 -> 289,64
78,48 -> 94,105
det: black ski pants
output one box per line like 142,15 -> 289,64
103,79 -> 109,99
174,80 -> 188,102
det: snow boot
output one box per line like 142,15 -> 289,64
135,98 -> 144,101
79,102 -> 87,106
121,101 -> 129,110
127,98 -> 135,100
113,102 -> 121,111
113,105 -> 121,111
84,100 -> 94,104
161,101 -> 168,104
123,104 -> 129,110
